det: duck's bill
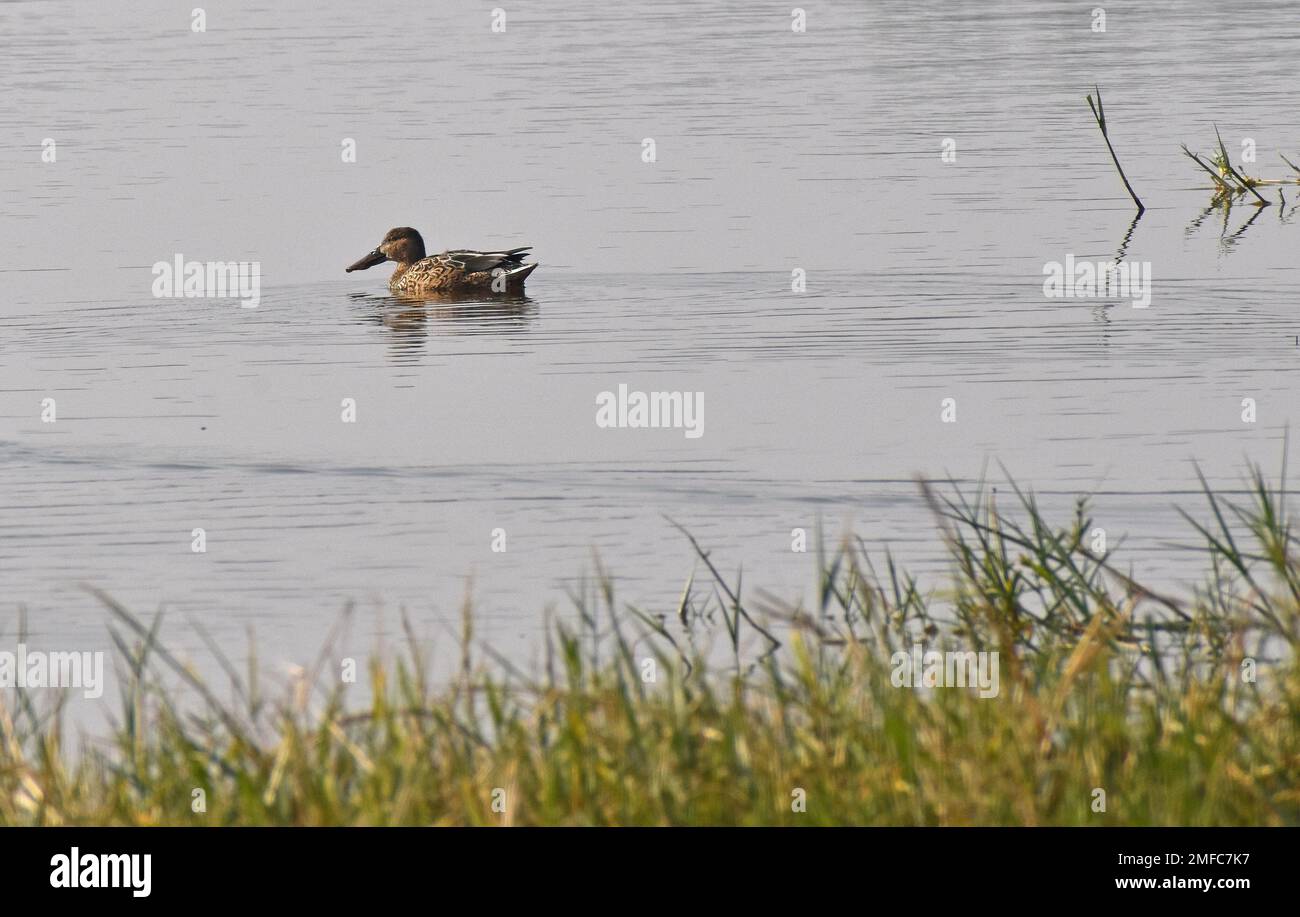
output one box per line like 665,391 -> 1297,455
346,249 -> 387,272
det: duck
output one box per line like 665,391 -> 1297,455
346,227 -> 537,294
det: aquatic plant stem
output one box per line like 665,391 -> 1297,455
1181,145 -> 1234,194
1214,124 -> 1271,206
1086,86 -> 1145,215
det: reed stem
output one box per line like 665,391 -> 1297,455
1086,86 -> 1145,214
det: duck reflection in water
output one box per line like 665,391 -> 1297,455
349,291 -> 538,361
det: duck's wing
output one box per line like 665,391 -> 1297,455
435,247 -> 534,275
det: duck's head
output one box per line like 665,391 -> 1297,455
347,227 -> 427,272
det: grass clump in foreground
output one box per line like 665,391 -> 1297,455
3,467 -> 1300,826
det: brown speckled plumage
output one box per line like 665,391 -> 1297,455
347,227 -> 537,295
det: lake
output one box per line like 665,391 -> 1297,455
1,0 -> 1297,708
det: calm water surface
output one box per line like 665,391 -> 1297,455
1,1 -> 1298,704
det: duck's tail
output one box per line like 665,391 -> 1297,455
504,261 -> 538,290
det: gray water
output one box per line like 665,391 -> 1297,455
2,0 -> 1298,703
